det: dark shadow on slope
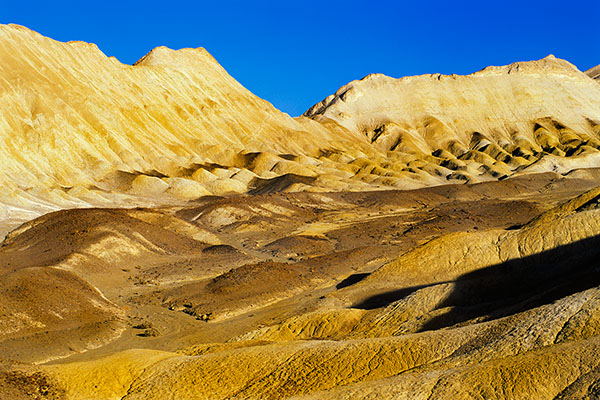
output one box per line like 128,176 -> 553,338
336,273 -> 370,290
352,284 -> 434,310
249,174 -> 316,195
418,234 -> 600,331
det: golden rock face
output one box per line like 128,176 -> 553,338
2,24 -> 600,399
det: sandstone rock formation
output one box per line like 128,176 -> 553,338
1,24 -> 600,399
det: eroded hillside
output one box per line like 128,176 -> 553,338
2,25 -> 600,239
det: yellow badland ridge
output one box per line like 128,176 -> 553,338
1,23 -> 600,237
0,24 -> 362,234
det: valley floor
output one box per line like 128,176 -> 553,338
2,170 -> 600,399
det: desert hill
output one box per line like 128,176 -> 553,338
0,24 -> 366,236
306,55 -> 600,170
2,24 -> 600,238
1,25 -> 600,399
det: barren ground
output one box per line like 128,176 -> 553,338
2,170 -> 600,398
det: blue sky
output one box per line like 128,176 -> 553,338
1,1 -> 598,116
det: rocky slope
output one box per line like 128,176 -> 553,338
307,55 -> 600,143
0,24 -> 364,236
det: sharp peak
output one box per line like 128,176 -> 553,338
132,45 -> 217,67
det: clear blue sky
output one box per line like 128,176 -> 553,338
1,1 -> 598,116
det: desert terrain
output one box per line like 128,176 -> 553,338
1,24 -> 600,399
